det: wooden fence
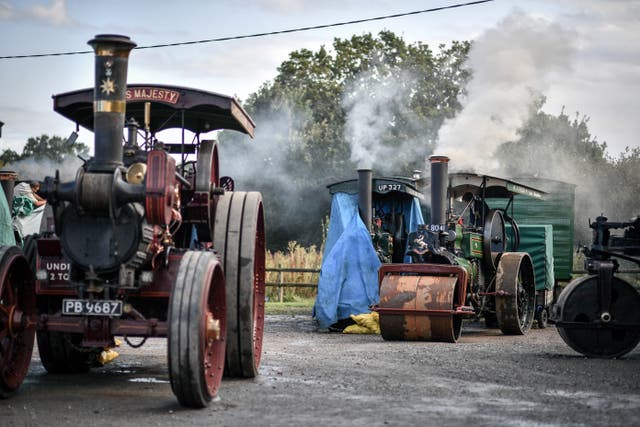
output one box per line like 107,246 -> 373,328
266,267 -> 320,303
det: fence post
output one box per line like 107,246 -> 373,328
278,264 -> 284,303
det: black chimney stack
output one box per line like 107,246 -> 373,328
429,155 -> 449,225
358,169 -> 372,232
87,34 -> 136,172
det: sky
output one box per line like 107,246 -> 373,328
0,0 -> 638,161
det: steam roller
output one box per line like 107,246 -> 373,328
552,215 -> 640,358
376,156 -> 542,342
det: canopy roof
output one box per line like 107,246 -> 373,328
328,176 -> 425,201
52,84 -> 255,137
447,173 -> 546,200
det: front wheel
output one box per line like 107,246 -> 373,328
168,251 -> 226,408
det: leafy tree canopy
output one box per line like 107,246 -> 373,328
220,31 -> 471,249
0,134 -> 89,168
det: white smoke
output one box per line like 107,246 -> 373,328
342,67 -> 429,174
6,156 -> 84,182
343,69 -> 409,169
435,11 -> 576,173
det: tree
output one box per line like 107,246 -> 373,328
220,31 -> 471,249
607,147 -> 640,221
1,134 -> 89,165
496,101 -> 629,242
20,134 -> 89,162
0,149 -> 20,168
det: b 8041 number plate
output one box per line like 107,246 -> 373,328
62,299 -> 123,316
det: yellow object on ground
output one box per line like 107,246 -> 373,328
343,311 -> 380,334
98,347 -> 120,365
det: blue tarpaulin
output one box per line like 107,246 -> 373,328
313,192 -> 424,329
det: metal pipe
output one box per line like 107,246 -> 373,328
429,155 -> 450,225
125,117 -> 139,147
87,34 -> 137,172
358,169 -> 372,232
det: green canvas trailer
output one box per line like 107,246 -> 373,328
518,224 -> 555,293
490,177 -> 576,283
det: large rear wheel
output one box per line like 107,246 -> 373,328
168,251 -> 226,408
214,191 -> 266,378
0,246 -> 36,398
495,252 -> 535,335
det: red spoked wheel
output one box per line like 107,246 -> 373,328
0,246 -> 36,398
214,191 -> 266,378
168,251 -> 226,408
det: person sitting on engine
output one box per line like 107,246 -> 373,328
13,181 -> 46,210
12,180 -> 47,244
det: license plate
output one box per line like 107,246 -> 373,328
62,299 -> 123,316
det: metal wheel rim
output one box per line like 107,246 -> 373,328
215,191 -> 266,378
248,195 -> 265,370
0,246 -> 36,397
496,253 -> 535,335
168,251 -> 226,408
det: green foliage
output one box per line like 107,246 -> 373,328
607,146 -> 640,220
21,134 -> 89,162
0,134 -> 89,165
221,31 -> 471,249
0,149 -> 20,167
497,102 -> 639,242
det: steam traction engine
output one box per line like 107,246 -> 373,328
376,156 -> 544,341
552,215 -> 640,357
0,34 -> 265,407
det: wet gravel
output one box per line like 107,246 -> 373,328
2,315 -> 639,426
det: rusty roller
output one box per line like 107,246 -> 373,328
377,264 -> 468,342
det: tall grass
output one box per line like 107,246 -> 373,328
266,241 -> 323,302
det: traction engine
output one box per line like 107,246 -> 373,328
376,156 -> 543,341
0,34 -> 265,408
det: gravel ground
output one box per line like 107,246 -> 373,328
2,314 -> 639,426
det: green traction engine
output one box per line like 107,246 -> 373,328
376,156 -> 546,342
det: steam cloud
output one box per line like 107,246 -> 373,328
218,104 -> 331,249
6,156 -> 84,183
435,11 -> 575,174
342,68 -> 434,175
344,69 -> 412,170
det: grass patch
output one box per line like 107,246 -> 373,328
265,298 -> 315,315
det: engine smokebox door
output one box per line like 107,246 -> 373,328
59,203 -> 143,273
